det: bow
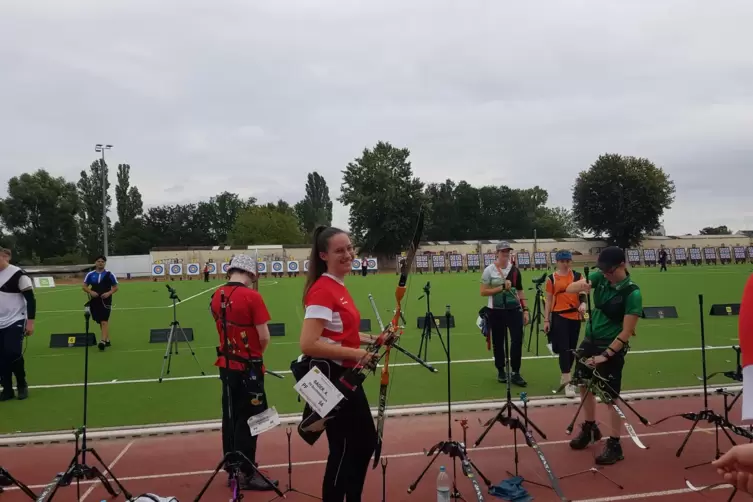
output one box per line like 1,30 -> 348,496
372,208 -> 425,468
252,249 -> 259,291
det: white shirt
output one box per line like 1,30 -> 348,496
0,264 -> 33,329
480,262 -> 514,309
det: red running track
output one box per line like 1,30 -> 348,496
0,394 -> 744,501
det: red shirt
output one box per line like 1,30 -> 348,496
210,283 -> 271,371
304,274 -> 361,367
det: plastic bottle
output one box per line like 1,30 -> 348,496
437,465 -> 451,502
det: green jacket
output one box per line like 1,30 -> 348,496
586,270 -> 642,342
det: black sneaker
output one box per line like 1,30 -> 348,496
17,386 -> 28,400
497,372 -> 507,383
510,373 -> 527,387
0,391 -> 14,402
0,472 -> 12,487
569,421 -> 602,450
595,437 -> 624,465
105,340 -> 111,347
98,341 -> 106,351
237,472 -> 279,491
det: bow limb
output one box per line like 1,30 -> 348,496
372,209 -> 425,468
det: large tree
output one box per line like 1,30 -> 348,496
112,164 -> 150,255
294,172 -> 333,237
339,141 -> 425,255
143,203 -> 214,248
700,225 -> 731,235
424,179 -> 458,241
0,169 -> 80,261
572,153 -> 675,248
198,192 -> 255,244
534,207 -> 582,238
228,205 -> 304,245
78,159 -> 112,259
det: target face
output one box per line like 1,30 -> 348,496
272,262 -> 283,272
352,259 -> 361,269
367,259 -> 376,268
258,262 -> 267,273
222,263 -> 230,273
170,264 -> 182,275
187,264 -> 199,274
304,260 -> 309,272
207,263 -> 217,273
153,265 -> 164,275
288,261 -> 299,271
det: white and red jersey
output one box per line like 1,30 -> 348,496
740,273 -> 753,420
304,273 -> 362,367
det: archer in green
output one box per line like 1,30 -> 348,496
565,246 -> 642,465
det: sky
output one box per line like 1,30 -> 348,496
2,0 -> 753,236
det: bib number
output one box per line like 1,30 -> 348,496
294,366 -> 345,417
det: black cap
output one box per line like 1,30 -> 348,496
596,246 -> 626,271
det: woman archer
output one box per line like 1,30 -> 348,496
543,250 -> 587,398
296,226 -> 378,502
480,241 -> 529,386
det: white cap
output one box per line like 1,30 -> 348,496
228,254 -> 258,276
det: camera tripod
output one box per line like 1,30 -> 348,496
408,305 -> 491,501
159,284 -> 205,382
0,467 -> 37,499
417,281 -> 442,362
474,310 -> 568,501
44,304 -> 133,501
526,283 -> 546,356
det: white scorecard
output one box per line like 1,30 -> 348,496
247,407 -> 281,437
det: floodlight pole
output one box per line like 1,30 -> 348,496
94,144 -> 113,258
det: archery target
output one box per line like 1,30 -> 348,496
466,254 -> 480,268
703,247 -> 717,261
169,263 -> 183,275
719,247 -> 732,260
151,264 -> 165,276
207,263 -> 217,274
187,263 -> 200,275
221,262 -> 230,273
533,252 -> 547,266
287,261 -> 299,273
674,248 -> 688,260
415,255 -> 429,270
271,261 -> 284,273
734,247 -> 746,259
689,248 -> 702,260
258,261 -> 267,273
351,259 -> 362,270
304,260 -> 310,272
367,258 -> 378,270
449,254 -> 463,268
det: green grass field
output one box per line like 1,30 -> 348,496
1,264 -> 751,435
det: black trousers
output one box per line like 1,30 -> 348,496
660,261 -> 667,271
550,314 -> 582,373
0,321 -> 26,394
488,308 -> 524,375
573,338 -> 626,399
219,366 -> 267,474
322,364 -> 377,502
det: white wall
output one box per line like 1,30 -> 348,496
107,254 -> 152,278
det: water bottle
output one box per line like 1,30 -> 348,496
437,465 -> 451,502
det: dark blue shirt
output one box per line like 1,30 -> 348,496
84,269 -> 118,298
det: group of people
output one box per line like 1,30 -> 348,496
480,241 -> 643,465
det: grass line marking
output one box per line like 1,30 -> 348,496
26,345 -> 734,389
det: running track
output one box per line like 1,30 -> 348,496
0,394 -> 744,501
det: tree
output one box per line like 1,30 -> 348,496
77,159 -> 112,259
424,180 -> 458,241
700,225 -> 731,235
294,172 -> 333,237
0,169 -> 80,261
534,207 -> 582,238
339,141 -> 425,255
112,164 -> 149,255
143,204 -> 214,248
572,153 -> 675,248
228,205 -> 304,245
199,192 -> 255,244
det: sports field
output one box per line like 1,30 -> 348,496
0,264 -> 750,435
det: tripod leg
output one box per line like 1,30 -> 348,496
474,403 -> 509,447
158,327 -> 176,382
194,453 -> 230,501
87,448 -> 131,498
407,443 -> 444,494
177,324 -> 206,375
676,416 -> 702,457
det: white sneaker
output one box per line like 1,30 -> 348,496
547,343 -> 554,355
565,384 -> 577,398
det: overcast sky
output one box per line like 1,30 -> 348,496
2,0 -> 752,236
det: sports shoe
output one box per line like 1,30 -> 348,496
595,437 -> 624,465
569,421 -> 602,450
510,373 -> 527,387
565,384 -> 577,399
17,386 -> 28,400
98,341 -> 106,351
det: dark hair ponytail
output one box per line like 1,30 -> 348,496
302,225 -> 347,307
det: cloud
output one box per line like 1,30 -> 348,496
1,0 -> 752,234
